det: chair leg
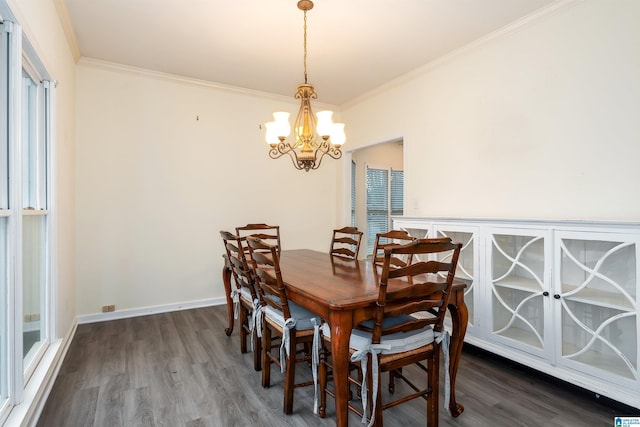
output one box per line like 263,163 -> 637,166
222,267 -> 234,336
372,364 -> 383,426
283,332 -> 297,414
262,323 -> 272,388
389,367 -> 401,394
427,354 -> 440,427
253,330 -> 262,371
239,305 -> 249,354
319,346 -> 327,418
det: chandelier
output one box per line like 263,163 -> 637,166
264,0 -> 345,172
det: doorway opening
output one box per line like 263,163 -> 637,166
350,139 -> 404,257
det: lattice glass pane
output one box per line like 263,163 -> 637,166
561,239 -> 636,308
562,300 -> 637,379
436,230 -> 475,325
437,231 -> 474,279
492,287 -> 544,348
492,234 -> 545,291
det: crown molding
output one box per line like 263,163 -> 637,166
77,57 -> 339,110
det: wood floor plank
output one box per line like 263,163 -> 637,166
37,305 -> 636,427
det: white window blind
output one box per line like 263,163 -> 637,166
366,168 -> 389,256
366,167 -> 404,256
351,160 -> 356,226
391,170 -> 404,217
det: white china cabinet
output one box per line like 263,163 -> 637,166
393,217 -> 639,409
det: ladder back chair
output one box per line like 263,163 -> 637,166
330,226 -> 364,260
220,231 -> 262,371
246,236 -> 323,415
236,223 -> 281,254
319,237 -> 462,427
372,229 -> 416,269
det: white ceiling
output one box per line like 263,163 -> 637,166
63,0 -> 559,105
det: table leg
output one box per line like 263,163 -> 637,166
222,261 -> 235,336
447,289 -> 468,417
329,311 -> 353,427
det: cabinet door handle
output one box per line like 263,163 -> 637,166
554,294 -> 561,299
543,291 -> 549,296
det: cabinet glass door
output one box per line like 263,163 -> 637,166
557,234 -> 638,383
489,230 -> 550,355
434,227 -> 477,329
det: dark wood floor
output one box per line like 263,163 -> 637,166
37,305 -> 635,426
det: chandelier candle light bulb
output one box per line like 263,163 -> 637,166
263,0 -> 345,171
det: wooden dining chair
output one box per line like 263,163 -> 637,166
372,229 -> 416,268
220,231 -> 262,371
246,236 -> 323,415
319,237 -> 462,427
330,226 -> 363,260
236,223 -> 281,254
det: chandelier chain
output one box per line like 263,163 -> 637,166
303,10 -> 308,84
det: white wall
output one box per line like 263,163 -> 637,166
75,62 -> 340,316
342,0 -> 640,222
7,0 -> 77,338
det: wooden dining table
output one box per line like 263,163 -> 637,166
223,249 -> 468,426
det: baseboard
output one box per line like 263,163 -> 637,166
4,320 -> 78,427
76,297 -> 227,324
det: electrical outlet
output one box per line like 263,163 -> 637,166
108,304 -> 116,312
102,305 -> 110,313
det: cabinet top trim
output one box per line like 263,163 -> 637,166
393,216 -> 640,231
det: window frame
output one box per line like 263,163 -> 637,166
0,5 -> 56,421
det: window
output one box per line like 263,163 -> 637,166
21,66 -> 50,378
0,6 -> 54,420
365,167 -> 404,256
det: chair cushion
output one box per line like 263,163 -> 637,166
357,315 -> 415,330
265,301 -> 322,331
322,319 -> 435,355
239,287 -> 254,303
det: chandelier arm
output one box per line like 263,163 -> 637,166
268,142 -> 289,160
306,141 -> 338,171
317,140 -> 343,160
